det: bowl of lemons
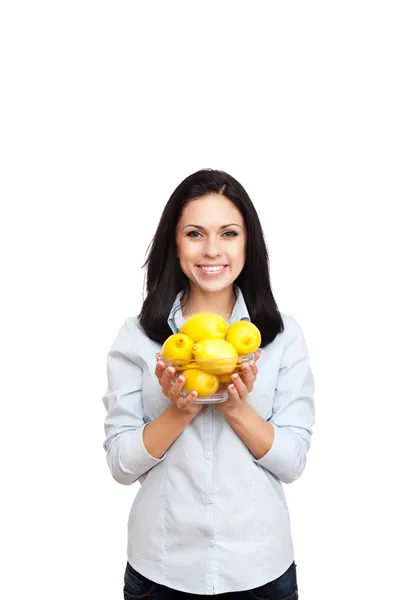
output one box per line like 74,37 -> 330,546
160,312 -> 261,403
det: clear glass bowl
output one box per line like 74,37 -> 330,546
160,353 -> 255,403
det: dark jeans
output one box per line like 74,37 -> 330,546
123,560 -> 298,599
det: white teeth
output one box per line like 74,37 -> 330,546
199,266 -> 225,272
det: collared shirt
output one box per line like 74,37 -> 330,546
102,286 -> 315,595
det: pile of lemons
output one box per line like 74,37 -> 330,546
161,312 -> 261,398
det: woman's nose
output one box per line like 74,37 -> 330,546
203,238 -> 221,258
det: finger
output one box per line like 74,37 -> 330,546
173,375 -> 198,408
170,373 -> 190,401
231,373 -> 249,400
160,365 -> 176,393
228,382 -> 241,401
249,359 -> 258,378
177,391 -> 198,410
241,362 -> 255,392
250,361 -> 258,379
255,348 -> 262,362
155,359 -> 166,381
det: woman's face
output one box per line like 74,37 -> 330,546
176,194 -> 247,294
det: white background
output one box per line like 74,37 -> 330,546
1,1 -> 399,598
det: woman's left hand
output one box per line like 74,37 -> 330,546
215,348 -> 261,413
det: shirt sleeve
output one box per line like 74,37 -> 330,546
253,316 -> 316,484
102,318 -> 166,485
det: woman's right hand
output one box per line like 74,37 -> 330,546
155,353 -> 203,414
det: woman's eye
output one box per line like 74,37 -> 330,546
186,230 -> 238,238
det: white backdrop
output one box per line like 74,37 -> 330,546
1,1 -> 399,599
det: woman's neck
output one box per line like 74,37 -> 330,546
181,285 -> 236,321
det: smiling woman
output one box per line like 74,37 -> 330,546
102,168 -> 315,598
139,169 -> 284,346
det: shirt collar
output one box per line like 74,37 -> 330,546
167,285 -> 250,334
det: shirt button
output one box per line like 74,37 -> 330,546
206,496 -> 212,505
205,451 -> 212,459
208,540 -> 215,547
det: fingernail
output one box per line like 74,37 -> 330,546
229,384 -> 235,391
249,361 -> 254,366
168,367 -> 174,374
243,364 -> 249,370
233,373 -> 239,380
178,376 -> 184,383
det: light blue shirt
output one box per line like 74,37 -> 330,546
102,287 -> 315,595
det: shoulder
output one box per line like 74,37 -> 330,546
279,313 -> 310,357
117,315 -> 143,336
110,316 -> 160,365
111,315 -> 140,343
281,312 -> 301,331
280,313 -> 307,343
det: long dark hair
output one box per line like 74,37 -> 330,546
138,169 -> 284,347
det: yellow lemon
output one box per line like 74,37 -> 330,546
180,312 -> 228,342
192,339 -> 238,375
176,361 -> 200,372
225,321 -> 261,355
181,368 -> 219,398
218,372 -> 236,383
161,333 -> 194,362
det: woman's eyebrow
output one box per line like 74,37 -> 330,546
182,223 -> 243,231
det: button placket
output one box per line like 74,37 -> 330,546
203,402 -> 215,592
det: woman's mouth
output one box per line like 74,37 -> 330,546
196,265 -> 228,276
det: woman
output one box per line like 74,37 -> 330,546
102,169 -> 315,599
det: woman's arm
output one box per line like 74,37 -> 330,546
142,404 -> 198,459
102,319 -> 171,486
102,319 -> 202,484
221,403 -> 275,459
220,316 -> 315,484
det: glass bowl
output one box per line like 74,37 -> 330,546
160,353 -> 255,403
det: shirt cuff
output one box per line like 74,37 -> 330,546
252,422 -> 295,479
121,423 -> 167,476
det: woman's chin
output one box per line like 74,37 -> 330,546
192,276 -> 234,293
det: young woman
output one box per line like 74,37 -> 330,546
102,169 -> 315,599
